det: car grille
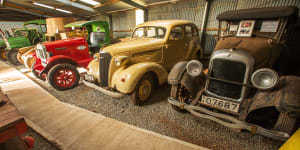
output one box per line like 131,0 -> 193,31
207,59 -> 246,99
36,44 -> 47,60
99,52 -> 112,87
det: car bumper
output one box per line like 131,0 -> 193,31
168,97 -> 290,141
83,75 -> 125,98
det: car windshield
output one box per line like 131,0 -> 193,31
14,30 -> 28,37
132,26 -> 166,39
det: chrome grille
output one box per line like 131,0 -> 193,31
207,59 -> 246,99
99,52 -> 111,87
36,44 -> 47,60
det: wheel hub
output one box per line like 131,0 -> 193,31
138,80 -> 152,101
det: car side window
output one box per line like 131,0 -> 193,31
157,28 -> 165,38
185,25 -> 193,38
169,26 -> 183,40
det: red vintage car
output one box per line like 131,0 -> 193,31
31,20 -> 111,90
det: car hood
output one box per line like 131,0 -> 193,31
43,37 -> 86,50
102,38 -> 164,55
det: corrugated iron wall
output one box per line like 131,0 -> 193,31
105,0 -> 300,54
112,10 -> 135,38
0,22 -> 24,37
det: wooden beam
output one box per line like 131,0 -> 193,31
120,0 -> 146,10
3,2 -> 54,17
94,0 -> 120,8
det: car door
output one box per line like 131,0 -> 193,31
163,25 -> 186,70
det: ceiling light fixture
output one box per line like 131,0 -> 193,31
56,8 -> 72,14
33,2 -> 55,9
79,0 -> 100,6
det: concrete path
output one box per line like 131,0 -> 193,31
0,61 -> 207,150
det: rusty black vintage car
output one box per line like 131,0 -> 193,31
167,6 -> 300,141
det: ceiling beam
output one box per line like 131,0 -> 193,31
120,0 -> 146,10
2,7 -> 51,18
3,2 -> 53,17
94,0 -> 120,8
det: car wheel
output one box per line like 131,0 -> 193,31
272,112 -> 296,136
48,63 -> 80,91
0,49 -> 7,61
7,48 -> 21,65
31,61 -> 46,81
131,73 -> 155,106
170,85 -> 188,113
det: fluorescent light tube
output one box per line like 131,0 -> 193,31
79,0 -> 100,5
33,2 -> 55,9
56,8 -> 72,14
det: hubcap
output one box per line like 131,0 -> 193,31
138,80 -> 152,101
53,68 -> 76,87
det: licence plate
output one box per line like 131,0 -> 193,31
200,95 -> 240,113
85,74 -> 95,82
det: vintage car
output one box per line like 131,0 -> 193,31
0,20 -> 46,65
167,7 -> 300,141
84,20 -> 203,105
32,20 -> 111,90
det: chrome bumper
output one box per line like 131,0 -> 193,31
83,80 -> 125,98
168,97 -> 290,141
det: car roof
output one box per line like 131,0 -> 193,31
24,19 -> 46,25
217,6 -> 298,21
136,20 -> 194,28
64,20 -> 108,27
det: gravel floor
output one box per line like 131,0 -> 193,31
24,128 -> 58,150
13,63 -> 287,150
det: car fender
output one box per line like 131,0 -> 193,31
248,76 -> 300,118
42,55 -> 78,74
111,62 -> 168,94
168,61 -> 188,85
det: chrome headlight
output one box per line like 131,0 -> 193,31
186,60 -> 203,77
93,53 -> 99,60
251,68 -> 279,90
115,56 -> 129,66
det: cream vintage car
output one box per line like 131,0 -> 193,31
84,20 -> 203,105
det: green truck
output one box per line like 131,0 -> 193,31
0,20 -> 46,65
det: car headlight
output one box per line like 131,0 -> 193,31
186,60 -> 203,77
93,53 -> 99,60
251,68 -> 279,90
115,56 -> 129,66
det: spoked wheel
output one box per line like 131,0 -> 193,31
0,49 -> 7,61
7,48 -> 21,65
170,85 -> 188,113
272,112 -> 296,136
48,64 -> 80,91
131,73 -> 156,106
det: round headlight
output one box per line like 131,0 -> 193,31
186,60 -> 203,77
251,68 -> 279,90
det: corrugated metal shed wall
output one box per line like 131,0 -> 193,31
0,22 -> 24,37
103,0 -> 300,54
148,0 -> 206,27
112,10 -> 135,38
